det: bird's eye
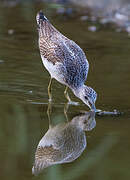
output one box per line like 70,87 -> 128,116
84,96 -> 88,100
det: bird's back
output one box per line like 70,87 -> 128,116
37,12 -> 89,89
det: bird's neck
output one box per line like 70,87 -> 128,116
72,85 -> 85,98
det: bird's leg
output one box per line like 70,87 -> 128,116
64,102 -> 69,121
64,86 -> 79,105
64,86 -> 71,102
47,101 -> 52,128
48,78 -> 52,102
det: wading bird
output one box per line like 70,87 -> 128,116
36,11 -> 97,111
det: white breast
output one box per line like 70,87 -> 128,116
41,55 -> 66,85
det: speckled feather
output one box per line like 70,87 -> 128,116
37,13 -> 89,89
32,121 -> 87,174
32,111 -> 96,174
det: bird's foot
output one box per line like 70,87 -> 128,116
67,101 -> 79,106
48,98 -> 52,102
95,109 -> 102,113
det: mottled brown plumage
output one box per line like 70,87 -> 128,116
38,15 -> 87,66
36,11 -> 97,110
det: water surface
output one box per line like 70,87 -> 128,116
0,1 -> 130,180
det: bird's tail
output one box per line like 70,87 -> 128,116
36,10 -> 58,38
36,10 -> 64,39
36,10 -> 48,25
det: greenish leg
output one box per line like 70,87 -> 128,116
64,86 -> 79,105
64,103 -> 69,121
47,101 -> 52,128
48,78 -> 52,102
64,86 -> 71,102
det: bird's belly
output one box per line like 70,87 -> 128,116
41,55 -> 66,85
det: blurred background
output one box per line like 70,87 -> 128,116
0,0 -> 130,180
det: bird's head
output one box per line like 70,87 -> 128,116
73,85 -> 97,111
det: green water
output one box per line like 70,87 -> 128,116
0,2 -> 130,180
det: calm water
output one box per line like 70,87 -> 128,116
0,1 -> 130,180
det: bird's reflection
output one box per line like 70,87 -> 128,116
32,109 -> 96,175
